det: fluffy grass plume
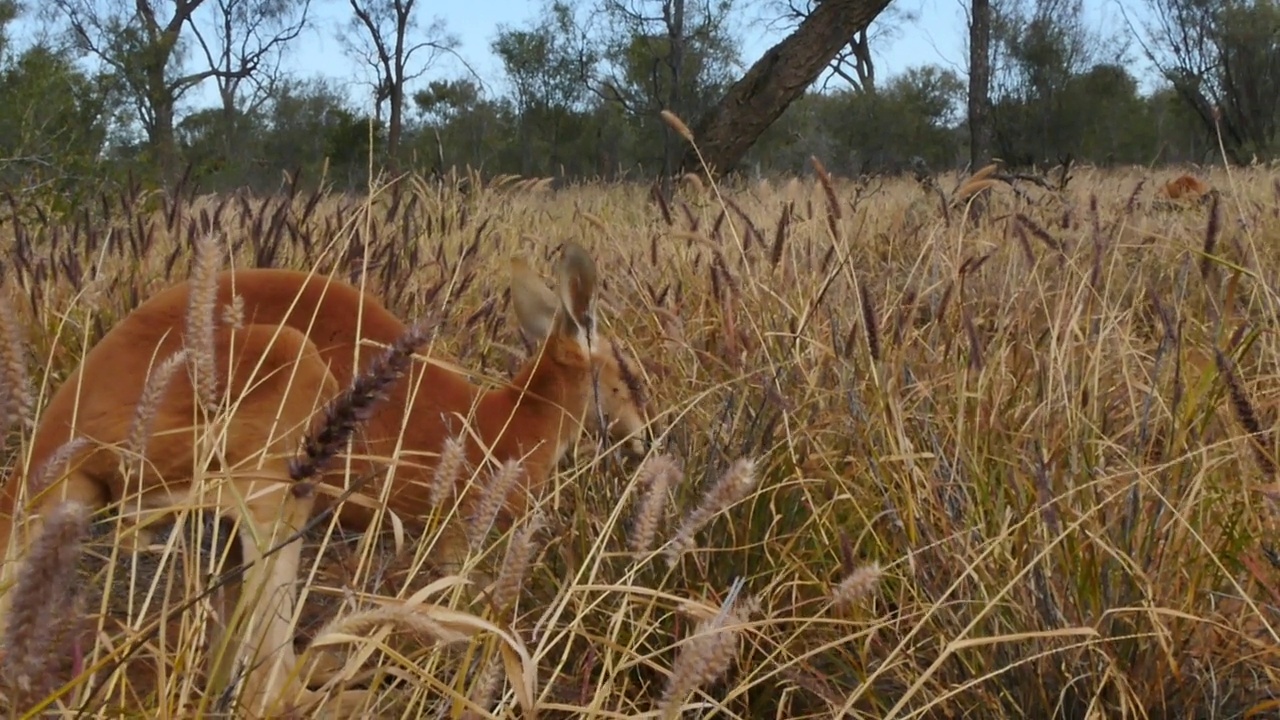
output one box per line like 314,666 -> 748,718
184,230 -> 222,412
126,350 -> 188,458
0,163 -> 1277,718
289,320 -> 437,487
0,294 -> 32,438
629,452 -> 683,555
0,500 -> 89,712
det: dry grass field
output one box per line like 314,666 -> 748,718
0,158 -> 1275,719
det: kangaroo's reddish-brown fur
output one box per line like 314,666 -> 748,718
1157,173 -> 1212,202
0,241 -> 648,714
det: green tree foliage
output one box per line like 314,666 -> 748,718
0,0 -> 18,58
1140,0 -> 1280,162
1210,1 -> 1280,159
988,0 -> 1137,166
591,0 -> 742,176
744,64 -> 965,174
44,0 -> 310,185
0,42 -> 119,201
1060,64 -> 1153,163
410,78 -> 515,173
188,0 -> 312,169
492,1 -> 597,176
268,77 -> 383,187
177,107 -> 241,179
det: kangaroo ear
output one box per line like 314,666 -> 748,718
556,242 -> 597,335
510,256 -> 560,342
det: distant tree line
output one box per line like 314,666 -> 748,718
0,0 -> 1274,201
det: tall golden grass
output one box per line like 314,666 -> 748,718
0,155 -> 1276,718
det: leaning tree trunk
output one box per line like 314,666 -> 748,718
679,0 -> 895,176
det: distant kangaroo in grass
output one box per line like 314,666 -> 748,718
1157,173 -> 1213,203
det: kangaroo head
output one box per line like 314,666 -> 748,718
510,243 -> 653,456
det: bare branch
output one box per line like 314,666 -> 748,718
340,0 -> 458,163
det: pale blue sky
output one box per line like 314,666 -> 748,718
273,0 -> 1146,102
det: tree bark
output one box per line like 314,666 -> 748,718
678,0 -> 895,176
152,101 -> 178,184
388,84 -> 403,171
663,0 -> 685,193
148,65 -> 179,184
968,0 -> 992,170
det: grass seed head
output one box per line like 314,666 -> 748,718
290,320 -> 436,485
126,350 -> 188,458
467,459 -> 525,550
429,435 -> 470,507
659,110 -> 695,144
491,511 -> 545,614
665,457 -> 757,567
629,453 -> 683,556
831,562 -> 883,609
658,580 -> 752,719
0,293 -> 33,435
222,294 -> 245,329
185,230 -> 223,412
1,500 -> 90,709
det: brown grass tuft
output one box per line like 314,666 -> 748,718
1214,347 -> 1275,478
0,501 -> 89,711
308,605 -> 470,648
810,156 -> 842,242
461,654 -> 505,720
26,437 -> 90,499
429,435 -> 469,507
6,166 -> 1280,718
859,282 -> 880,362
490,511 -> 545,614
830,562 -> 882,609
222,294 -> 245,330
1200,191 -> 1221,282
680,172 -> 705,196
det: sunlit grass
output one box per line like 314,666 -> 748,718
0,158 -> 1276,718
